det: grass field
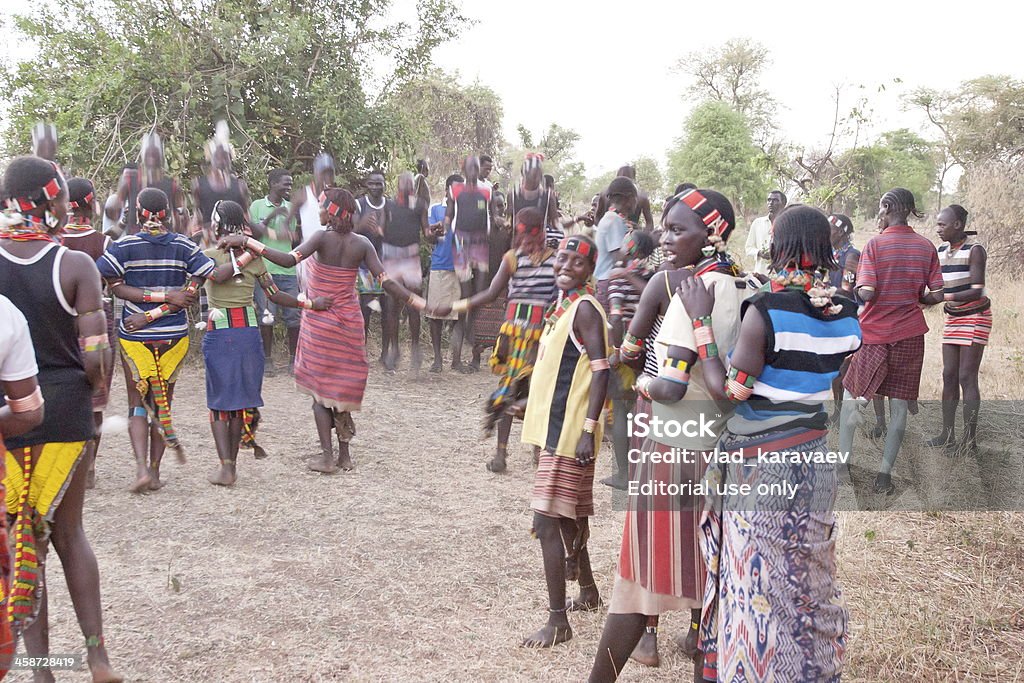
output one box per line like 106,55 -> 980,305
14,220 -> 1024,682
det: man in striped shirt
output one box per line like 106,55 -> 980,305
98,188 -> 215,492
838,188 -> 944,494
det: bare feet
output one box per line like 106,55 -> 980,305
600,475 -> 628,491
308,452 -> 340,474
252,444 -> 269,459
171,444 -> 186,464
674,624 -> 700,659
486,449 -> 507,473
88,656 -> 123,683
337,443 -> 354,472
522,620 -> 572,648
148,465 -> 164,490
630,630 -> 660,667
208,462 -> 237,487
129,466 -> 152,494
429,361 -> 443,373
565,584 -> 600,612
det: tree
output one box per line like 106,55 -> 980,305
677,38 -> 777,147
1,0 -> 467,193
500,123 -> 586,204
833,129 -> 940,217
909,76 -> 1024,167
388,71 -> 502,193
962,159 -> 1024,272
666,101 -> 768,213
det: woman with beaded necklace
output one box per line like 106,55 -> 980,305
590,188 -> 758,678
678,204 -> 861,683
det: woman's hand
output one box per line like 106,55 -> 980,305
677,276 -> 716,319
218,233 -> 247,250
166,290 -> 194,308
123,312 -> 148,333
575,431 -> 596,467
311,296 -> 332,311
433,303 -> 452,318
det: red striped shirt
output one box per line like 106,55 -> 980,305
857,225 -> 943,345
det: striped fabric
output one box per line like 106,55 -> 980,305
943,310 -> 992,346
521,294 -> 608,458
530,450 -> 595,519
293,258 -> 368,412
207,306 -> 258,330
607,266 -> 654,323
937,241 -> 982,296
856,225 -> 943,345
505,248 -> 557,306
729,291 -> 861,436
617,435 -> 706,607
97,232 -> 215,341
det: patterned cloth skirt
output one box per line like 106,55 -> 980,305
843,334 -> 925,401
700,428 -> 846,683
943,309 -> 992,346
484,302 -> 543,432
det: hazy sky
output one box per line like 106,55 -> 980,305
3,0 -> 1020,180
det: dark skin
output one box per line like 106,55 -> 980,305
929,207 -> 987,452
190,145 -> 251,240
356,173 -> 391,366
382,174 -> 429,374
522,248 -> 609,649
107,212 -> 202,491
590,202 -> 711,680
204,238 -> 330,486
257,173 -> 297,363
220,206 -> 426,473
426,181 -> 466,371
757,192 -> 787,261
859,199 -> 944,307
599,192 -> 639,280
434,233 -> 553,472
445,157 -> 489,372
286,166 -> 335,241
828,224 -> 859,420
1,191 -> 121,683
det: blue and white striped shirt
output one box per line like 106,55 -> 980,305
97,233 -> 215,341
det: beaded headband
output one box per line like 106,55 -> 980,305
7,163 -> 63,211
139,206 -> 167,221
319,191 -> 348,219
69,191 -> 94,210
558,236 -> 596,264
678,189 -> 731,237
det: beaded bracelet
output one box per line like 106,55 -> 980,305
79,334 -> 110,353
660,357 -> 691,386
582,417 -> 599,434
452,299 -> 470,314
692,316 -> 718,360
142,290 -> 166,304
725,366 -> 755,402
235,250 -> 255,268
289,248 -> 305,264
589,358 -> 610,371
144,304 -> 172,323
620,332 -> 644,360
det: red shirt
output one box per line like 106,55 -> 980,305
856,225 -> 943,345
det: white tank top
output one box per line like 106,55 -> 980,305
300,185 -> 323,240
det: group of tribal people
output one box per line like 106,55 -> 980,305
0,117 -> 991,683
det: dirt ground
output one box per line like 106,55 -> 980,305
18,273 -> 1024,682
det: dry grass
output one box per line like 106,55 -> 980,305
17,239 -> 1024,681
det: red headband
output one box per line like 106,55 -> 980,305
139,206 -> 167,221
679,189 -> 730,237
69,191 -> 94,210
319,191 -> 348,219
559,236 -> 595,263
516,221 -> 543,235
9,168 -> 62,211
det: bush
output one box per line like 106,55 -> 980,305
962,160 -> 1024,272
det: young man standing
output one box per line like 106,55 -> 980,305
838,188 -> 944,494
250,169 -> 301,375
425,174 -> 465,372
356,171 -> 393,364
593,177 -> 637,313
745,190 -> 787,276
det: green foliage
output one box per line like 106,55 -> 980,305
501,123 -> 586,204
1,0 -> 467,194
832,129 -> 939,217
677,38 -> 777,148
909,76 -> 1024,166
387,71 -> 502,195
963,159 -> 1024,272
666,101 -> 768,212
583,156 -> 666,214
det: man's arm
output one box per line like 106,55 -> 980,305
573,300 -> 609,467
63,252 -> 110,391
